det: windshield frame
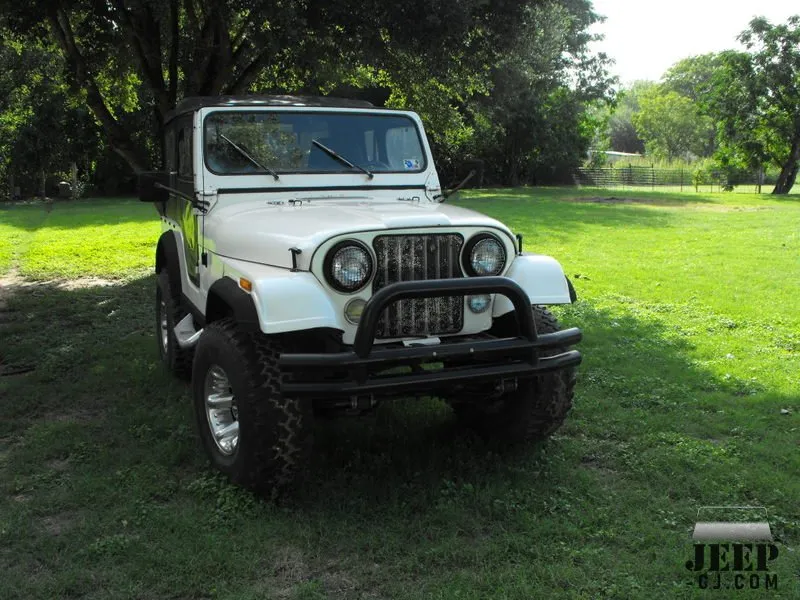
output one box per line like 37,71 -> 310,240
202,109 -> 429,177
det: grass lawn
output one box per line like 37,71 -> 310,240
0,198 -> 159,280
0,188 -> 798,599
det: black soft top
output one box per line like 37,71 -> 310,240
164,95 -> 378,124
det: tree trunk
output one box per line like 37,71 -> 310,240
39,169 -> 46,198
71,162 -> 78,200
772,133 -> 800,194
47,7 -> 149,174
756,165 -> 762,194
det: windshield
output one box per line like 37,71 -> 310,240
203,111 -> 427,175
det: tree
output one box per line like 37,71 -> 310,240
632,88 -> 713,162
0,32 -> 101,197
662,53 -> 723,106
732,16 -> 800,194
1,0 -> 553,174
465,0 -> 615,185
606,81 -> 653,154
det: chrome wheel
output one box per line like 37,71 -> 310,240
158,300 -> 169,353
204,365 -> 239,456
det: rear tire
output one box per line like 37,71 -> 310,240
449,306 -> 577,443
192,319 -> 313,498
155,269 -> 194,379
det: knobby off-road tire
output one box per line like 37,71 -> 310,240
451,306 -> 577,443
192,318 -> 313,498
156,269 -> 194,379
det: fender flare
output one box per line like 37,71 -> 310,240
566,276 -> 578,302
493,254 -> 573,317
155,231 -> 182,297
220,257 -> 343,335
206,277 -> 260,332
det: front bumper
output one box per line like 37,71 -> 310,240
279,276 -> 582,397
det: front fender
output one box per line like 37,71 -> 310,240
493,254 -> 572,317
220,257 -> 342,334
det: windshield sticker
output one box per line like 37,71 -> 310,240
403,158 -> 420,170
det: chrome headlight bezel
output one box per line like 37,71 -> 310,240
462,233 -> 507,277
324,240 -> 374,293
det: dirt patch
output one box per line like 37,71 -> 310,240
40,409 -> 102,424
0,271 -> 122,376
55,277 -> 119,291
0,270 -> 121,295
0,272 -> 33,376
318,565 -> 359,597
0,270 -> 24,308
40,512 -> 77,536
46,458 -> 71,472
269,551 -> 366,599
272,546 -> 309,585
580,454 -> 619,478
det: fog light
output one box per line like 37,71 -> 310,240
344,298 -> 366,324
467,294 -> 492,314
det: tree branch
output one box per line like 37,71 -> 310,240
111,0 -> 170,119
208,8 -> 234,94
227,51 -> 273,94
46,6 -> 147,172
168,0 -> 179,105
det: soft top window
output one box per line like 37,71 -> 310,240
203,111 -> 426,175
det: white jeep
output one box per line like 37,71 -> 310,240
140,95 -> 582,495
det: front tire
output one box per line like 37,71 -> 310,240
155,269 -> 194,379
449,306 -> 577,443
192,319 -> 313,497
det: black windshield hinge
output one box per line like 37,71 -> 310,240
289,247 -> 302,271
516,233 -> 524,255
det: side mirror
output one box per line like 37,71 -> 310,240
138,171 -> 170,203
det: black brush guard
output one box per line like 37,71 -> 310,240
279,277 -> 582,397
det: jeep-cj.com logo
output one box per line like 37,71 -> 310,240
686,506 -> 780,590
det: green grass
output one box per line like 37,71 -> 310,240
0,197 -> 159,279
1,188 -> 798,599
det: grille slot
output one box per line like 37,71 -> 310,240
372,234 -> 464,338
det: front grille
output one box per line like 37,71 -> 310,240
372,234 -> 464,338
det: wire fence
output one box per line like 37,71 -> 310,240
575,166 -> 774,194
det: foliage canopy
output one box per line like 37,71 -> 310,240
0,0 -> 614,190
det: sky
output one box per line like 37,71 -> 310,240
588,0 -> 799,86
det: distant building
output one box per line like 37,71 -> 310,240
587,150 -> 644,164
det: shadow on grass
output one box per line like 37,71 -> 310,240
2,275 -> 793,503
2,275 -> 798,599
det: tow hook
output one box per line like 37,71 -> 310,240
174,314 -> 203,349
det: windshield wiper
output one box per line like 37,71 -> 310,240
311,139 -> 373,180
220,134 -> 279,181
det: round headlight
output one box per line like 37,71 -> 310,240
325,241 -> 373,292
465,234 -> 506,276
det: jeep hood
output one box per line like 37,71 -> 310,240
204,197 -> 513,269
